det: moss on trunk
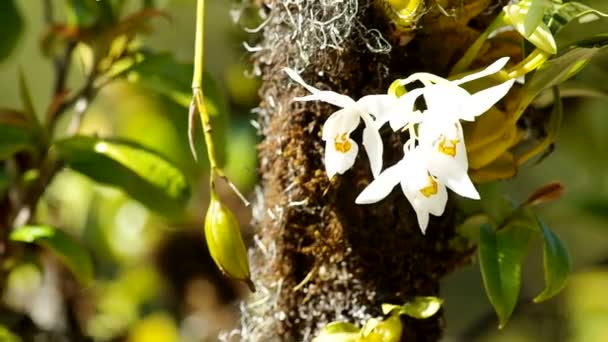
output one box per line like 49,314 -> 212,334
243,1 -> 503,340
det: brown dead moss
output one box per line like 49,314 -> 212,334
245,1 -> 505,341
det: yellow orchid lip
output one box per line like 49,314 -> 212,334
334,133 -> 353,153
419,174 -> 438,198
438,136 -> 459,157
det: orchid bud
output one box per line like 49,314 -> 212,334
204,193 -> 255,291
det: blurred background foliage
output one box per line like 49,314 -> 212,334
0,0 -> 607,341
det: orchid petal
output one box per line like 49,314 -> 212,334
284,67 -> 320,94
322,108 -> 360,141
295,92 -> 356,109
324,139 -> 359,179
355,162 -> 403,204
452,57 -> 510,85
357,94 -> 398,127
462,79 -> 515,120
362,125 -> 384,177
389,88 -> 425,131
445,172 -> 480,200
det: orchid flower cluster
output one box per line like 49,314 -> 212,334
285,58 -> 515,233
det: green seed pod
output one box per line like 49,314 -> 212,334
204,194 -> 255,291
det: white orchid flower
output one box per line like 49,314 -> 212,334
390,57 -> 515,131
418,117 -> 480,200
381,57 -> 514,202
284,68 -> 393,178
355,143 -> 447,233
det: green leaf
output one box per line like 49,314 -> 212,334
551,2 -> 608,49
127,52 -> 229,166
516,47 -> 601,120
18,70 -> 40,127
54,136 -> 190,215
381,296 -> 443,319
0,110 -> 34,159
479,222 -> 535,328
0,0 -> 24,63
312,321 -> 360,342
533,221 -> 572,302
10,225 -> 94,286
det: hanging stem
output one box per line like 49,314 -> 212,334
191,0 -> 249,206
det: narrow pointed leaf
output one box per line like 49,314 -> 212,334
533,221 -> 572,302
18,71 -> 39,126
10,225 -> 93,286
54,136 -> 190,215
479,222 -> 535,328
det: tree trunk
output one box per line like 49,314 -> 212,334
243,1 -> 500,340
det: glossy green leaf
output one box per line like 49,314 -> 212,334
0,0 -> 24,63
127,52 -> 229,166
312,321 -> 360,342
54,136 -> 190,215
479,222 -> 535,328
381,296 -> 443,319
0,110 -> 34,159
10,225 -> 94,286
533,221 -> 572,302
516,47 -> 601,120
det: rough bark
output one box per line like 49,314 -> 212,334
243,1 -> 503,340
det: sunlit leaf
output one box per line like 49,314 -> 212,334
54,136 -> 190,215
360,316 -> 402,342
381,296 -> 443,319
10,225 -> 94,286
533,220 -> 572,302
312,321 -> 360,342
0,0 -> 24,63
479,222 -> 535,328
